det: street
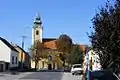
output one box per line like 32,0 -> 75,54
0,71 -> 82,80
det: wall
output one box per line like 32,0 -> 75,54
24,54 -> 31,68
32,29 -> 34,45
13,46 -> 31,68
0,40 -> 10,62
31,60 -> 35,68
32,26 -> 42,44
14,47 -> 22,62
88,50 -> 102,71
10,50 -> 18,67
31,59 -> 48,70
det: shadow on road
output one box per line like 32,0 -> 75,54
0,75 -> 5,77
20,71 -> 63,80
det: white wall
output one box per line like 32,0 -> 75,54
32,28 -> 34,45
32,25 -> 43,45
31,60 -> 35,68
10,50 -> 18,67
0,40 -> 11,62
88,50 -> 102,71
39,27 -> 42,43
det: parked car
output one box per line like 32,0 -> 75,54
71,64 -> 83,75
88,70 -> 120,80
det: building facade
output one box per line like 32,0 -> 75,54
31,14 -> 63,70
0,37 -> 19,71
12,44 -> 31,70
83,49 -> 102,72
31,14 -> 87,70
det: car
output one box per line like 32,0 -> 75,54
88,70 -> 120,80
71,64 -> 83,75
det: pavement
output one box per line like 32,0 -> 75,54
0,71 -> 82,80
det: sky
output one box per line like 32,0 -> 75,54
0,0 -> 108,51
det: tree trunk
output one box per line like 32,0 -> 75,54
63,60 -> 65,71
53,62 -> 55,70
35,61 -> 38,71
42,61 -> 44,69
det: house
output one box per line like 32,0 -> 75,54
83,49 -> 102,72
0,37 -> 19,71
12,44 -> 31,70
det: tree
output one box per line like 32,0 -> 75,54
48,51 -> 63,69
67,45 -> 84,65
89,0 -> 120,73
29,40 -> 44,70
56,34 -> 73,69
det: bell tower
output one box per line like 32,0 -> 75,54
32,13 -> 43,44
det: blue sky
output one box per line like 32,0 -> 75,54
0,0 -> 107,51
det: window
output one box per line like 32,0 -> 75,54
12,56 -> 14,64
73,65 -> 81,68
36,30 -> 39,35
16,57 -> 17,64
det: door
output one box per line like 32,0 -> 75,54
0,64 -> 4,72
6,62 -> 10,70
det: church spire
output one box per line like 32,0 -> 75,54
32,13 -> 43,44
34,13 -> 42,25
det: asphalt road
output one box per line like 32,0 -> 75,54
0,71 -> 82,80
20,72 -> 82,80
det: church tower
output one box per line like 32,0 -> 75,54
32,14 -> 43,44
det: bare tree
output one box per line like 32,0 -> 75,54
30,40 -> 44,70
56,34 -> 73,70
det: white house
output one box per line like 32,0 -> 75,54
83,49 -> 102,72
0,37 -> 19,71
89,50 -> 102,71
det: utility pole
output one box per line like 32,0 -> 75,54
21,35 -> 27,70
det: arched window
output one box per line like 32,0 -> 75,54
36,30 -> 39,35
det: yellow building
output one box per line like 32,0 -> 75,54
12,44 -> 31,70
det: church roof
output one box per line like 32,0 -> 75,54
43,38 -> 87,53
43,40 -> 57,50
42,38 -> 57,43
0,37 -> 18,52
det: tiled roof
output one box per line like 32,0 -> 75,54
43,40 -> 57,50
43,39 -> 87,54
0,37 -> 18,52
42,38 -> 56,42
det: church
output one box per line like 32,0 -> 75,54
31,14 -> 87,70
